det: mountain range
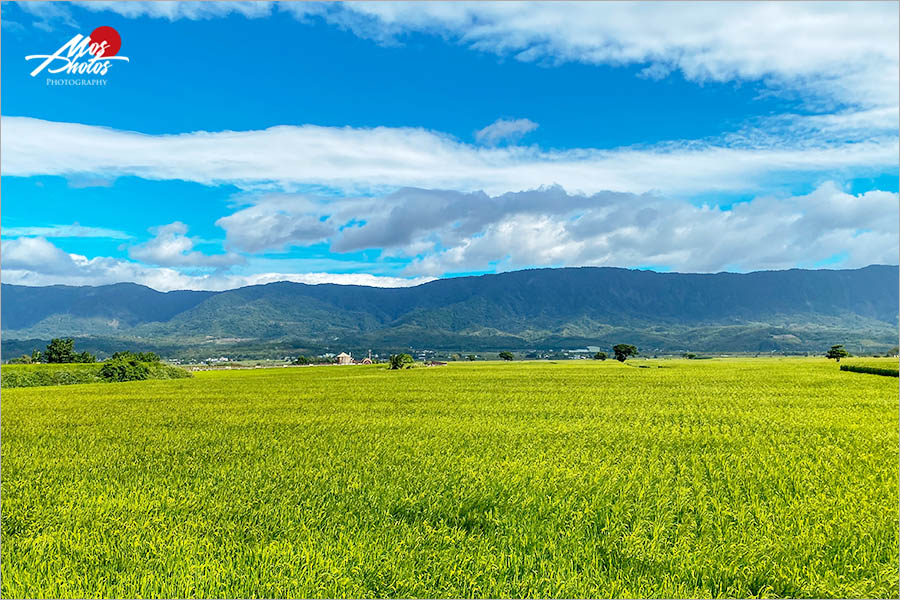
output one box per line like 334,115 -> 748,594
2,265 -> 897,359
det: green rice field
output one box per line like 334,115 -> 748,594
2,358 -> 898,598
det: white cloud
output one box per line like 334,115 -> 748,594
4,117 -> 896,198
223,271 -> 435,289
334,2 -> 899,112
66,175 -> 116,189
3,182 -> 896,288
21,2 -> 899,113
4,3 -> 897,288
64,2 -> 897,109
0,224 -> 131,239
60,1 -> 278,21
1,236 -> 81,274
15,1 -> 80,31
392,183 -> 899,275
475,118 -> 538,146
2,19 -> 26,33
128,221 -> 241,267
202,181 -> 900,276
1,236 -> 433,291
215,196 -> 335,252
5,5 -> 895,202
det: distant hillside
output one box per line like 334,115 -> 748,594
2,265 -> 897,357
1,282 -> 213,330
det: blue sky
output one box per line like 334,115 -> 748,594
1,1 -> 898,290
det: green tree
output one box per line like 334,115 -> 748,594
826,344 -> 849,362
293,355 -> 310,365
682,352 -> 697,359
31,349 -> 43,363
612,344 -> 638,362
44,338 -> 77,363
466,354 -> 476,361
593,351 -> 607,361
498,351 -> 514,361
75,351 -> 96,364
8,354 -> 32,364
389,353 -> 414,370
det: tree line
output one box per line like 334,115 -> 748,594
495,344 -> 640,362
8,338 -> 160,365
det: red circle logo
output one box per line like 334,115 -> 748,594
89,26 -> 121,57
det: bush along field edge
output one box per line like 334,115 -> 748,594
1,339 -> 193,388
840,364 -> 899,377
1,361 -> 192,388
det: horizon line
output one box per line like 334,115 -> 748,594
2,263 -> 896,294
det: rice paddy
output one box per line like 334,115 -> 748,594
1,358 -> 897,598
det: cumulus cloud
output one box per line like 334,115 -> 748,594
1,236 -> 82,274
1,236 -> 433,291
392,183 -> 899,275
215,196 -> 335,252
4,117 -> 896,198
207,182 -> 900,276
4,2 -> 897,288
4,182 -> 896,288
128,222 -> 242,267
475,118 -> 538,146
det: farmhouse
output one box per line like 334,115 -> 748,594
336,352 -> 352,365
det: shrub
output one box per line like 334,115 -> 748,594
1,364 -> 102,387
593,352 -> 607,361
75,351 -> 97,363
146,363 -> 192,380
111,351 -> 160,363
389,354 -> 415,370
1,362 -> 190,388
840,365 -> 899,377
499,351 -> 514,361
100,358 -> 151,382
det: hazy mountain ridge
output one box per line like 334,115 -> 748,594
2,265 -> 897,355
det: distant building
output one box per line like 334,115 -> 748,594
336,352 -> 352,365
360,357 -> 373,364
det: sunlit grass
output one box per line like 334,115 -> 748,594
2,359 -> 897,598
